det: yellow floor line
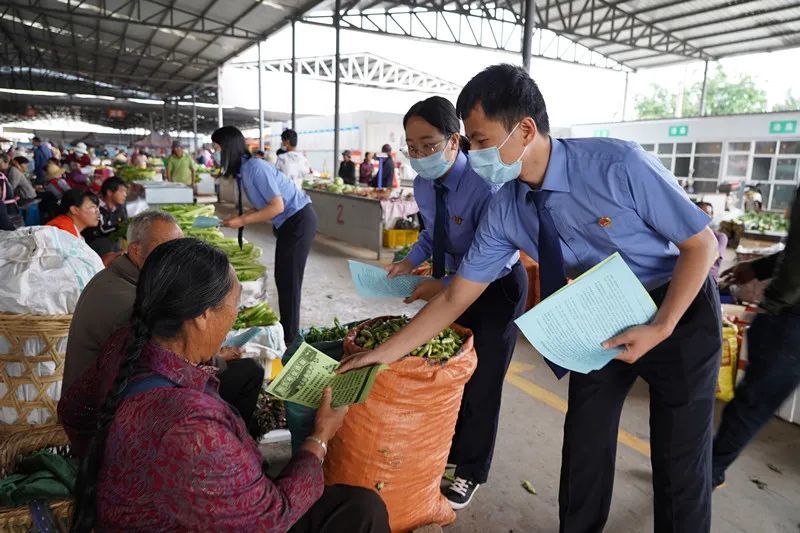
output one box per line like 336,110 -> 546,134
506,362 -> 651,458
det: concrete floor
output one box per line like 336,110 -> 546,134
219,205 -> 800,533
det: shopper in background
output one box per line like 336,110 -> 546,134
359,152 -> 374,185
61,238 -> 388,532
166,143 -> 196,187
388,96 -> 527,509
46,189 -> 100,239
341,64 -> 721,533
0,154 -> 22,229
63,209 -> 266,436
712,186 -> 800,489
131,149 -> 148,169
8,156 -> 36,202
213,126 -> 318,345
696,201 -> 728,283
338,150 -> 357,185
276,128 -> 311,190
66,142 -> 92,167
66,160 -> 90,190
114,149 -> 128,164
32,136 -> 53,182
373,144 -> 395,188
83,177 -> 129,256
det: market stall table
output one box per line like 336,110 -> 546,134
305,189 -> 418,260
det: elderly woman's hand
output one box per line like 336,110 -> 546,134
300,388 -> 348,462
313,388 -> 348,442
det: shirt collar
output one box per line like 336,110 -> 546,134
141,340 -> 218,392
439,151 -> 468,192
540,138 -> 570,193
516,137 -> 569,203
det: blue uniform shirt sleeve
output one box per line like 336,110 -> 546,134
457,194 -> 518,284
622,149 -> 711,245
243,160 -> 281,210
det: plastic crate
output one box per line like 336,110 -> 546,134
383,229 -> 419,248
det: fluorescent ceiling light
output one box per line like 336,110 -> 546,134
0,88 -> 68,97
73,93 -> 115,100
257,1 -> 285,9
127,98 -> 166,105
177,101 -> 233,109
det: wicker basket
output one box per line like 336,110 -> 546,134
0,424 -> 74,531
0,313 -> 72,431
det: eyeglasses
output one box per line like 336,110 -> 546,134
401,138 -> 448,159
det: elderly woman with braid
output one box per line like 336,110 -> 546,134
58,238 -> 389,532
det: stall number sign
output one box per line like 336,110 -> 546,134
593,129 -> 610,137
668,125 -> 688,137
769,120 -> 797,134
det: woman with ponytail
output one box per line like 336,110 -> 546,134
382,96 -> 529,509
60,238 -> 388,532
211,125 -> 317,345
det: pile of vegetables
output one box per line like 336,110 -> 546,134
304,318 -> 351,343
739,212 -> 788,233
233,302 -> 279,330
356,317 -> 465,361
161,204 -> 267,282
115,165 -> 156,183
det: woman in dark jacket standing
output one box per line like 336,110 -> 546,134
212,126 -> 318,344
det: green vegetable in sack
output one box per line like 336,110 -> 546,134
304,318 -> 350,343
356,317 -> 464,361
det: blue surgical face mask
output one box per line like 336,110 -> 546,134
409,141 -> 454,180
468,122 -> 527,185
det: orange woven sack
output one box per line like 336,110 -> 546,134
324,317 -> 477,533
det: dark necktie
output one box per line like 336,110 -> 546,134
531,189 -> 569,379
432,180 -> 447,279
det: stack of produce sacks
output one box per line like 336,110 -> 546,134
323,316 -> 477,532
0,227 -> 104,426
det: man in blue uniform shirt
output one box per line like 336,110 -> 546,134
340,64 -> 721,532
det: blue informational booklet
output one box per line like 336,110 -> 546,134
515,253 -> 658,374
224,327 -> 262,347
192,215 -> 221,228
348,260 -> 430,299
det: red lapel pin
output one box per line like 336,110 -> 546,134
598,216 -> 612,228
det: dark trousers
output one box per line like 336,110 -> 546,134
217,358 -> 265,438
559,278 -> 721,533
449,262 -> 528,483
273,204 -> 318,345
289,485 -> 390,533
712,312 -> 800,481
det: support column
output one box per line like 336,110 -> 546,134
192,86 -> 198,152
522,0 -> 535,72
621,71 -> 630,121
258,39 -> 264,151
291,19 -> 297,130
217,66 -> 224,127
334,0 -> 341,174
174,98 -> 179,137
699,60 -> 709,116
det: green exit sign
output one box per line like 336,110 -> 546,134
769,120 -> 797,134
668,125 -> 688,137
593,129 -> 610,137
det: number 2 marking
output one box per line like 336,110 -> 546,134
336,204 -> 344,224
